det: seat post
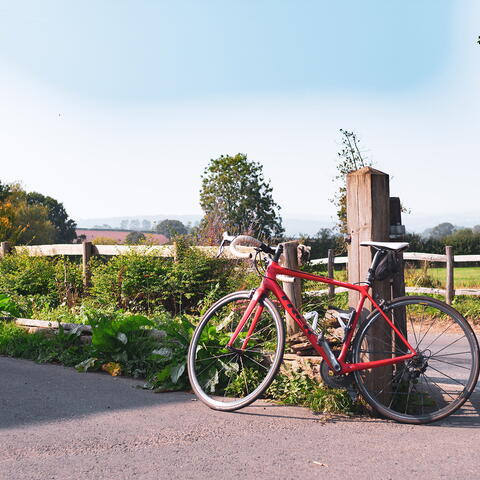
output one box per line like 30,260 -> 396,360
365,249 -> 386,286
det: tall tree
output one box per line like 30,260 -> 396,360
26,192 -> 77,243
156,219 -> 188,238
199,153 -> 283,241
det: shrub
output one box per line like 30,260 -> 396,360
0,253 -> 83,313
90,244 -> 243,315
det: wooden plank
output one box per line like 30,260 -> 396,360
304,287 -> 348,296
16,244 -> 84,256
454,255 -> 480,262
13,318 -> 92,333
403,252 -> 447,262
405,287 -> 447,295
310,253 -> 480,265
93,244 -> 175,256
454,289 -> 480,296
310,256 -> 348,265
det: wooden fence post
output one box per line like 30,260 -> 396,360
445,245 -> 454,305
347,167 -> 392,398
82,241 -> 93,289
389,197 -> 407,353
0,242 -> 12,257
327,249 -> 335,299
281,240 -> 302,337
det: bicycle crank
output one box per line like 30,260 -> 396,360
320,360 -> 353,389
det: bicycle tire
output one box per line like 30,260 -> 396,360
352,296 -> 479,424
187,290 -> 285,411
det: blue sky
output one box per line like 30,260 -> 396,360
0,1 -> 478,233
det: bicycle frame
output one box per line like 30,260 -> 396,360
227,260 -> 417,375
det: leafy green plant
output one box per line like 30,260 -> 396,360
0,321 -> 89,366
0,294 -> 21,317
77,308 -> 156,374
144,314 -> 195,391
266,370 -> 355,414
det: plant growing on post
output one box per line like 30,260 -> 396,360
331,130 -> 371,235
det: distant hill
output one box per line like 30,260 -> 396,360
76,214 -> 335,237
76,211 -> 479,237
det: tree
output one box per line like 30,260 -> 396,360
16,203 -> 55,244
156,219 -> 188,238
302,228 -> 341,259
0,183 -> 55,245
142,219 -> 152,231
331,130 -> 371,234
199,153 -> 283,241
120,219 -> 129,230
26,192 -> 77,243
125,231 -> 146,244
424,222 -> 456,240
130,219 -> 140,230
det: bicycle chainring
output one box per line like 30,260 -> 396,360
320,360 -> 354,390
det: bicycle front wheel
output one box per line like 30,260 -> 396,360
187,291 -> 285,411
353,296 -> 479,424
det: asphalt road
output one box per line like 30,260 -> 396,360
2,356 -> 480,480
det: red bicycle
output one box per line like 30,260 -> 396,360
187,234 -> 479,424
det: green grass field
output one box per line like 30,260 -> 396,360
422,266 -> 480,288
304,266 -> 480,289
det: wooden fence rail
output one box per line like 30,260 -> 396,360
1,241 -> 479,303
309,246 -> 480,303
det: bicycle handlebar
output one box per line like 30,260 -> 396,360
220,232 -> 277,259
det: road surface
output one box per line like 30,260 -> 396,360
1,356 -> 480,480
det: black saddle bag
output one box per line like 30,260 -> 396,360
374,251 -> 400,281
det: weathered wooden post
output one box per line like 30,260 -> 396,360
389,197 -> 405,300
82,241 -> 93,289
0,242 -> 12,257
445,246 -> 454,305
389,197 -> 407,353
281,240 -> 302,336
327,248 -> 335,299
347,167 -> 392,397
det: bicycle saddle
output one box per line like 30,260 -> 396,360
360,241 -> 409,252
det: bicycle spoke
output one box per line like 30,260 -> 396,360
353,297 -> 479,423
422,321 -> 456,351
430,335 -> 467,358
429,357 -> 471,370
242,354 -> 269,372
188,292 -> 284,410
196,352 -> 236,363
427,364 -> 467,388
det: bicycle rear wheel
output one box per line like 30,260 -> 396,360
187,291 -> 285,411
353,296 -> 479,424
